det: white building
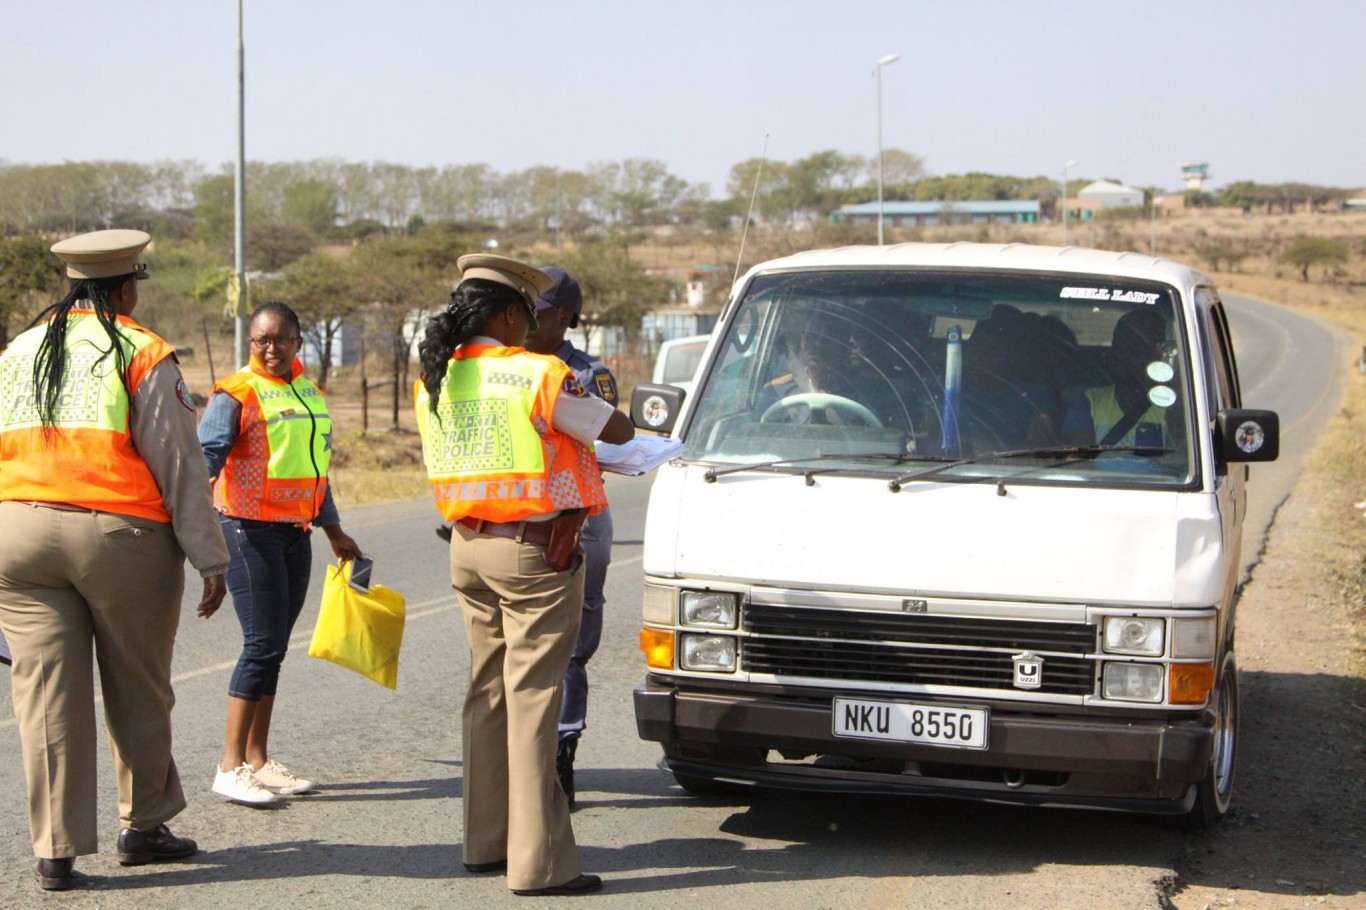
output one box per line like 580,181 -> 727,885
1077,180 -> 1145,209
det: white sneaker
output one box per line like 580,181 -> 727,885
252,759 -> 316,795
212,764 -> 280,805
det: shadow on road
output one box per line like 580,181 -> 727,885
1167,669 -> 1366,904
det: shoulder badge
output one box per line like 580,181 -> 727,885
561,375 -> 588,398
594,372 -> 617,402
175,378 -> 196,412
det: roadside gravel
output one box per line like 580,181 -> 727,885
1167,455 -> 1366,908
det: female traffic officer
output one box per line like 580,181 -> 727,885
0,229 -> 230,892
415,255 -> 632,896
199,300 -> 362,806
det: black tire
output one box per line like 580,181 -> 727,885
1179,653 -> 1238,830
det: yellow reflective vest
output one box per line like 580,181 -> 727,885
213,357 -> 332,524
415,344 -> 607,523
0,309 -> 176,521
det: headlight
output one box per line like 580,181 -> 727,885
642,583 -> 674,625
1102,662 -> 1164,702
1172,617 -> 1215,659
1103,617 -> 1165,656
679,590 -> 739,629
679,634 -> 737,672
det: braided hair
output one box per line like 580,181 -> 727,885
26,275 -> 135,428
418,278 -> 526,414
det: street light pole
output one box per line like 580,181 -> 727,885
1061,158 -> 1078,247
875,52 -> 899,246
233,0 -> 248,368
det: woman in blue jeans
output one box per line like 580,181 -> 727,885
200,301 -> 362,806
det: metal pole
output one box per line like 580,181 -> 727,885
1061,159 -> 1077,247
1061,163 -> 1068,246
1150,195 -> 1157,255
875,53 -> 899,246
233,0 -> 248,368
877,64 -> 885,246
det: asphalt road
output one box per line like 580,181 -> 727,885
0,292 -> 1349,909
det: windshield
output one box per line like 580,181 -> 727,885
680,268 -> 1196,487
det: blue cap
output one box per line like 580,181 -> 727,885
535,267 -> 582,327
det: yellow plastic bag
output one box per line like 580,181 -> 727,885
308,560 -> 406,689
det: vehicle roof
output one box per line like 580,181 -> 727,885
738,242 -> 1212,290
657,334 -> 711,350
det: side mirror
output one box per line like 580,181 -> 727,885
631,383 -> 687,435
1216,409 -> 1279,463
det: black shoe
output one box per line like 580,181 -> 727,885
513,873 -> 603,896
116,823 -> 198,866
464,859 -> 507,874
556,738 -> 577,808
35,858 -> 75,891
435,523 -> 453,542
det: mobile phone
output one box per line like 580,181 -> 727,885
347,556 -> 374,593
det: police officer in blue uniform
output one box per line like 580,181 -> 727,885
432,266 -> 617,805
524,267 -> 617,805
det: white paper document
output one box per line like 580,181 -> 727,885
595,435 -> 686,475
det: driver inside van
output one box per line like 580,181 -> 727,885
755,310 -> 890,426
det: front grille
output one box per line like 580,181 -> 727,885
741,604 -> 1096,695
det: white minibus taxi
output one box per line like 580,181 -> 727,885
628,242 -> 1278,829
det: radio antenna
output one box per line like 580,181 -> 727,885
733,134 -> 769,287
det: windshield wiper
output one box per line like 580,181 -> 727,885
702,449 -> 923,483
887,444 -> 1170,492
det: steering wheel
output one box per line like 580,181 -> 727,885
761,393 -> 883,427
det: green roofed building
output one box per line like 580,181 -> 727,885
831,200 -> 1040,226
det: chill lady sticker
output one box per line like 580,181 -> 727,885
1060,287 -> 1161,304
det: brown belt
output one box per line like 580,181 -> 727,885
456,516 -> 553,546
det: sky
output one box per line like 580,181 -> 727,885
3,0 -> 1363,197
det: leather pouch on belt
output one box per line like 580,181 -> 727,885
543,509 -> 589,571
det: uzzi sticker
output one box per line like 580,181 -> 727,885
1059,287 -> 1161,304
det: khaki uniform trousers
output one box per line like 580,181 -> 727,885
450,521 -> 585,892
0,502 -> 187,859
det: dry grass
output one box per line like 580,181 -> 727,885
177,212 -> 1366,667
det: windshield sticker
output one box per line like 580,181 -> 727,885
1146,361 -> 1175,383
1148,386 -> 1177,408
1059,287 -> 1160,304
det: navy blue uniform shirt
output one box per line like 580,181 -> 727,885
556,339 -> 618,405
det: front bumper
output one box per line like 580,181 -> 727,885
635,679 -> 1214,813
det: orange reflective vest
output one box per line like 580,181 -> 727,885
414,344 -> 607,523
212,357 -> 332,524
0,309 -> 176,522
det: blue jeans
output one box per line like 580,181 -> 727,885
222,517 -> 313,701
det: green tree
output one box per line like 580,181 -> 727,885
1280,237 -> 1350,281
0,234 -> 65,345
873,148 -> 927,186
193,174 -> 237,246
278,252 -> 363,387
352,236 -> 451,426
557,242 -> 670,352
282,178 -> 340,235
1196,244 -> 1249,273
1219,181 -> 1266,214
248,221 -> 316,272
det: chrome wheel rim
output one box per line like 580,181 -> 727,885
1210,661 -> 1238,805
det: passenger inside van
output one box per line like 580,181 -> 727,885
960,305 -> 1076,451
1060,308 -> 1184,450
